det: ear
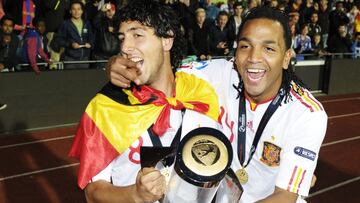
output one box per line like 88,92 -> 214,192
282,49 -> 293,70
162,37 -> 174,52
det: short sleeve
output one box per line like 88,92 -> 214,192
276,110 -> 327,196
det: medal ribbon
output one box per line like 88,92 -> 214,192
237,86 -> 285,168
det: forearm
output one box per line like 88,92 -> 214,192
255,187 -> 297,203
85,180 -> 140,203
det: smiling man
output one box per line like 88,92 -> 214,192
69,1 -> 223,203
107,6 -> 328,203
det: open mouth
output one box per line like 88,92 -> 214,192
246,68 -> 266,81
129,57 -> 144,66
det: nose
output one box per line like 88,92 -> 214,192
247,46 -> 262,63
120,37 -> 134,57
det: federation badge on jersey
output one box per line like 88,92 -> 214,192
180,61 -> 210,70
260,141 -> 281,167
294,146 -> 316,161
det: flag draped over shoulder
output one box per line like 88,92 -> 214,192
69,71 -> 220,189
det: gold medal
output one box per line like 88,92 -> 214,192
236,168 -> 248,185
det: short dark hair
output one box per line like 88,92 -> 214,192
118,0 -> 185,71
0,16 -> 15,27
32,17 -> 45,27
239,6 -> 292,50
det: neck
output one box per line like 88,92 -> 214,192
71,18 -> 82,22
149,54 -> 175,97
246,80 -> 282,104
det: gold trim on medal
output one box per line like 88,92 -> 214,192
236,168 -> 248,185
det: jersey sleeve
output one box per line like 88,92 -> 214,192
275,110 -> 327,196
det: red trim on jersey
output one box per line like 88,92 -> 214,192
287,166 -> 298,191
291,89 -> 314,112
244,91 -> 274,111
305,91 -> 323,111
296,169 -> 307,193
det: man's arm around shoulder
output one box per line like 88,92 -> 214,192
256,186 -> 298,203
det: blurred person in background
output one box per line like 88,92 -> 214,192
308,11 -> 322,40
209,11 -> 235,56
0,16 -> 19,72
294,24 -> 313,59
20,17 -> 51,74
92,2 -> 119,69
56,0 -> 95,69
204,0 -> 220,22
3,0 -> 39,35
311,33 -> 329,58
347,4 -> 359,36
228,1 -> 244,55
328,1 -> 350,44
318,0 -> 330,48
351,31 -> 360,57
327,23 -> 353,58
37,0 -> 70,69
187,8 -> 212,60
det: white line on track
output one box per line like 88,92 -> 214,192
0,163 -> 79,182
307,176 -> 360,198
0,135 -> 74,149
328,112 -> 360,119
321,97 -> 360,103
321,136 -> 360,147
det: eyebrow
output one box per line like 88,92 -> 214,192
119,26 -> 146,35
238,37 -> 278,45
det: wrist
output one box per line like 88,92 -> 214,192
131,185 -> 142,203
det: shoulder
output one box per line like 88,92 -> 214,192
287,82 -> 326,116
178,58 -> 233,76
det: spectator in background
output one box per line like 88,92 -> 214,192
285,0 -> 303,14
92,2 -> 119,69
56,0 -> 95,69
20,17 -> 51,74
300,0 -> 315,25
294,24 -> 313,57
347,4 -> 359,36
328,1 -> 350,44
0,0 -> 5,19
228,1 -> 243,55
187,8 -> 212,60
209,11 -> 235,56
327,24 -> 353,58
308,11 -> 322,40
311,33 -> 328,58
354,4 -> 360,34
288,11 -> 300,34
0,16 -> 19,71
3,0 -> 39,35
85,0 -> 101,23
204,0 -> 219,22
37,0 -> 70,69
351,32 -> 360,57
318,0 -> 330,48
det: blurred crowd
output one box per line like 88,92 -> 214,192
0,0 -> 360,74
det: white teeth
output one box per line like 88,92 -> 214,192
130,57 -> 143,63
247,69 -> 265,73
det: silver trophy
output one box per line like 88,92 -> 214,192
141,127 -> 243,203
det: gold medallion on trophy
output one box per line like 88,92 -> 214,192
236,168 -> 248,185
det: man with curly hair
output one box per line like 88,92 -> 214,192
70,0 -> 224,202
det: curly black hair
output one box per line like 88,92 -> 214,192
236,6 -> 306,103
118,0 -> 186,71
